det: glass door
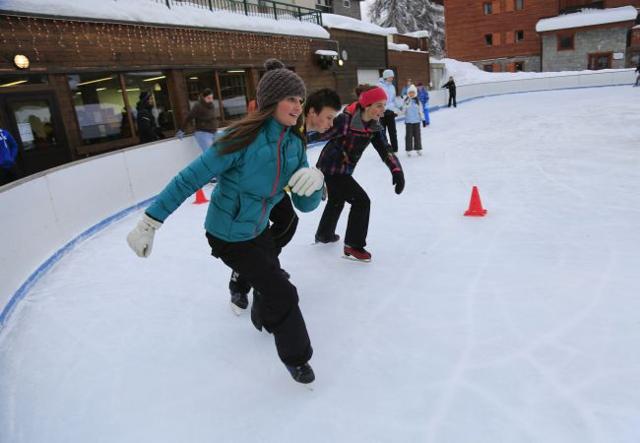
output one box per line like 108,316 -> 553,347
0,92 -> 70,175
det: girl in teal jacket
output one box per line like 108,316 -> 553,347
127,59 -> 323,384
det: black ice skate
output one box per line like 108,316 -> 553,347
315,233 -> 340,244
229,270 -> 250,315
285,362 -> 315,384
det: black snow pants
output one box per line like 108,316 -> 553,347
315,175 -> 370,249
208,228 -> 312,367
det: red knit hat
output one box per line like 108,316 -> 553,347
358,86 -> 388,108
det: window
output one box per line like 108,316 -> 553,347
124,72 -> 175,132
218,70 -> 248,122
343,0 -> 350,7
316,0 -> 332,12
515,0 -> 524,10
68,73 -> 127,145
557,33 -> 574,50
483,64 -> 494,72
483,2 -> 492,14
0,74 -> 48,88
588,53 -> 612,70
184,69 -> 222,125
516,30 -> 524,42
514,61 -> 524,71
485,34 -> 493,46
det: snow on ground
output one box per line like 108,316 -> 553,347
2,86 -> 640,442
321,13 -> 396,36
0,0 -> 330,39
433,57 -> 636,86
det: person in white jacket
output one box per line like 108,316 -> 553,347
378,69 -> 400,153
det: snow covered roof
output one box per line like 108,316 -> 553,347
388,42 -> 410,51
387,42 -> 426,53
403,30 -> 431,38
321,13 -> 397,36
535,6 -> 638,33
315,49 -> 338,57
0,0 -> 330,39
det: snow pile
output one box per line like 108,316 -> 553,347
321,13 -> 397,36
387,42 -> 426,53
536,6 -> 638,32
404,30 -> 431,38
434,57 -> 635,86
0,0 -> 330,39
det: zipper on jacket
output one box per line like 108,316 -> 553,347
255,127 -> 286,235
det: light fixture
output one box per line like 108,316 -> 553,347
116,88 -> 141,92
96,87 -> 107,92
142,75 -> 166,82
338,59 -> 344,67
77,76 -> 113,86
0,80 -> 28,88
227,70 -> 245,73
189,76 -> 199,80
13,54 -> 29,69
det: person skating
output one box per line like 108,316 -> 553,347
314,85 -> 405,262
378,69 -> 400,152
176,88 -> 218,153
229,88 -> 342,318
126,59 -> 324,384
442,76 -> 457,108
403,85 -> 426,156
416,82 -> 430,126
634,61 -> 640,87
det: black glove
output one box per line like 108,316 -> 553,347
392,170 -> 405,195
422,121 -> 428,128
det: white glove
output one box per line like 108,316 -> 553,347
288,167 -> 324,197
126,213 -> 162,258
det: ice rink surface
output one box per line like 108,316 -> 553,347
2,86 -> 640,442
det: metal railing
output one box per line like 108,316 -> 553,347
152,0 -> 323,25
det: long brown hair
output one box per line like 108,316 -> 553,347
217,105 -> 305,155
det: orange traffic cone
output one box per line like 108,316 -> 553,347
464,186 -> 487,216
193,188 -> 209,205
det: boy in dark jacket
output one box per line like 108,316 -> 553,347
442,76 -> 457,108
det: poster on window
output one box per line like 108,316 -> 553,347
17,122 -> 34,143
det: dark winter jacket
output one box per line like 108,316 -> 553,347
442,79 -> 457,96
136,103 -> 162,143
181,99 -> 217,133
316,102 -> 403,177
0,128 -> 18,170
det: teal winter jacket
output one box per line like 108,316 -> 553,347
145,118 -> 322,242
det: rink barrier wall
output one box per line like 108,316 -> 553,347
0,69 -> 637,330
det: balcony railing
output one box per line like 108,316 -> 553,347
153,0 -> 323,26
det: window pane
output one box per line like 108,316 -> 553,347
483,3 -> 492,14
0,74 -> 48,88
184,69 -> 222,125
516,0 -> 523,9
10,100 -> 57,151
218,71 -> 248,122
485,34 -> 493,45
124,71 -> 175,132
68,73 -> 127,145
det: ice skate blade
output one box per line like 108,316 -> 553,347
342,254 -> 371,263
230,302 -> 247,316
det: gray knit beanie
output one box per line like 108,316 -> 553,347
256,59 -> 306,111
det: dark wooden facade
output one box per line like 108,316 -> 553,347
388,50 -> 431,92
0,13 -> 338,175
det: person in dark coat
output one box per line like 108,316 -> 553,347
176,88 -> 218,152
442,76 -> 457,108
0,127 -> 21,186
314,84 -> 405,262
136,91 -> 163,143
635,61 -> 640,87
